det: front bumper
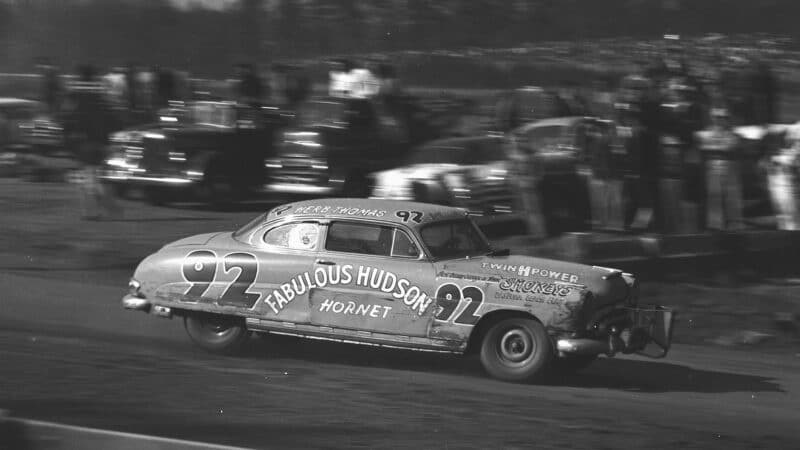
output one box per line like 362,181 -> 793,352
557,305 -> 675,358
122,295 -> 172,318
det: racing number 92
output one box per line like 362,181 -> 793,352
182,250 -> 260,308
434,283 -> 483,325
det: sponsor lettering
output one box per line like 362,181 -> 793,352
318,299 -> 392,318
498,277 -> 573,297
263,264 -> 431,316
481,263 -> 579,284
293,205 -> 386,217
436,271 -> 501,283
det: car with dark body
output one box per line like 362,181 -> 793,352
263,96 -> 445,199
122,198 -> 673,382
102,101 -> 286,204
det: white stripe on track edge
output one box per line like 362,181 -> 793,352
17,418 -> 254,450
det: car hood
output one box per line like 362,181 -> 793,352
162,232 -> 228,248
435,254 -> 633,307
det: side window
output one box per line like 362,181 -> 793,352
325,222 -> 392,256
391,229 -> 420,258
263,222 -> 320,251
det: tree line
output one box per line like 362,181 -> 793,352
0,0 -> 797,77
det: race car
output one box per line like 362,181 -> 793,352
122,199 -> 674,382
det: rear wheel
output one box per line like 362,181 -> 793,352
480,317 -> 553,382
184,313 -> 250,354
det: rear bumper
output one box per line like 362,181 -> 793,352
557,305 -> 675,358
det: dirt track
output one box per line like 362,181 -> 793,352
2,179 -> 800,449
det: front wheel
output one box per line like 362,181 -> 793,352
480,317 -> 553,382
184,313 -> 250,354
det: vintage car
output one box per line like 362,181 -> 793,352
102,101 -> 286,205
0,98 -> 66,177
122,199 -> 673,382
263,95 -> 461,199
370,134 -> 522,233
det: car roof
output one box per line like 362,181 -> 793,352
265,198 -> 468,227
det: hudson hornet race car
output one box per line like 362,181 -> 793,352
123,199 -> 674,382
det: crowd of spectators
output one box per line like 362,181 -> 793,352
511,43 -> 798,236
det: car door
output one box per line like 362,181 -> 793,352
248,220 -> 322,323
308,220 -> 437,337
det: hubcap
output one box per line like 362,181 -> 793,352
499,328 -> 535,364
201,318 -> 233,337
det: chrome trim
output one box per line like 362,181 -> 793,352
122,295 -> 151,311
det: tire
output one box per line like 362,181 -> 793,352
184,313 -> 250,354
480,317 -> 553,382
552,354 -> 598,374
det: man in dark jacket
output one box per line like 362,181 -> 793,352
71,64 -> 120,220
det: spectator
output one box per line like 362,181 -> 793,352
125,62 -> 138,111
37,59 -> 62,114
231,63 -> 265,107
657,134 -> 685,233
766,126 -> 800,230
328,59 -> 353,98
696,108 -> 743,230
632,78 -> 663,231
156,66 -> 176,109
508,133 -> 546,239
70,64 -> 121,221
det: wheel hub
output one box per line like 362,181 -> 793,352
499,328 -> 534,363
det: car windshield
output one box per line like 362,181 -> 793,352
406,137 -> 505,165
419,218 -> 492,260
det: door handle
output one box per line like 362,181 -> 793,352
316,259 -> 336,265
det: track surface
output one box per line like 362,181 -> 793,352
1,180 -> 800,449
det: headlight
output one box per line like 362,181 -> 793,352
128,279 -> 143,297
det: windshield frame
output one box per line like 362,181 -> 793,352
417,217 -> 493,261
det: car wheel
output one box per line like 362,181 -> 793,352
184,313 -> 250,354
552,354 -> 598,374
480,317 -> 553,382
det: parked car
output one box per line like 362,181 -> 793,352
122,198 -> 674,382
101,101 -> 286,205
370,134 -> 521,230
263,95 -> 459,199
0,98 -> 68,178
